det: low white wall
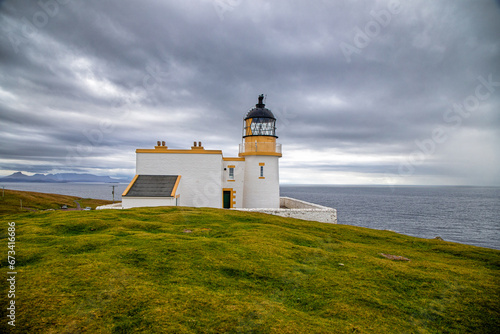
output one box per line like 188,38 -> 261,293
234,197 -> 337,224
122,197 -> 177,209
96,203 -> 123,210
280,197 -> 330,210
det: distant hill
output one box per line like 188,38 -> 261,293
0,189 -> 113,214
1,171 -> 129,183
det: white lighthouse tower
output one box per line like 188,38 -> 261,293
240,95 -> 282,208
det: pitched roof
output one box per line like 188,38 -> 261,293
123,175 -> 180,197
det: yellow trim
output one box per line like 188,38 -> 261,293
171,175 -> 182,197
136,149 -> 223,154
259,163 -> 265,166
259,177 -> 266,179
245,118 -> 253,136
239,152 -> 282,157
227,165 -> 236,168
223,157 -> 245,161
122,175 -> 139,196
240,134 -> 281,157
227,180 -> 235,182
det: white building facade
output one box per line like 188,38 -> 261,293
122,95 -> 282,209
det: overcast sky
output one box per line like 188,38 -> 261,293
1,0 -> 499,185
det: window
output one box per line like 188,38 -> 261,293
229,167 -> 234,179
244,117 -> 276,137
249,118 -> 276,136
260,166 -> 264,177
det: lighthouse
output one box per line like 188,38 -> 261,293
122,94 -> 282,210
108,95 -> 334,223
240,94 -> 282,208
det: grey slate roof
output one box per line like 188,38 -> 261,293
124,175 -> 179,197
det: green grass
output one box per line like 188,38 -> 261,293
0,191 -> 499,333
0,189 -> 113,215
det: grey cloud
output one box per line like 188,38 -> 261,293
1,0 -> 499,185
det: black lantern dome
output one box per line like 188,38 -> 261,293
243,94 -> 277,138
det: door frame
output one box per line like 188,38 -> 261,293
222,188 -> 234,209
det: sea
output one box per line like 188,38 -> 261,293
2,183 -> 499,250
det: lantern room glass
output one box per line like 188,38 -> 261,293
243,117 -> 277,137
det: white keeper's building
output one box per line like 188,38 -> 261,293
121,95 -> 282,209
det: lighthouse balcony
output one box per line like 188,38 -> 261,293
239,142 -> 282,155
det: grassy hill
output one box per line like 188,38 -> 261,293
0,189 -> 113,215
0,191 -> 499,333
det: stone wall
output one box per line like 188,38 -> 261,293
233,197 -> 337,224
96,203 -> 123,210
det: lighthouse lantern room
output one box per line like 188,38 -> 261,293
240,94 -> 281,156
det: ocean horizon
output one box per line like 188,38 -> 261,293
3,182 -> 499,250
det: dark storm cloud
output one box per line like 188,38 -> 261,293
0,0 -> 499,184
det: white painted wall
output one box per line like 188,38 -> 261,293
136,153 -> 223,208
235,208 -> 337,224
242,155 -> 280,208
235,197 -> 337,224
222,160 -> 245,208
122,197 -> 177,209
280,197 -> 332,210
96,203 -> 123,210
